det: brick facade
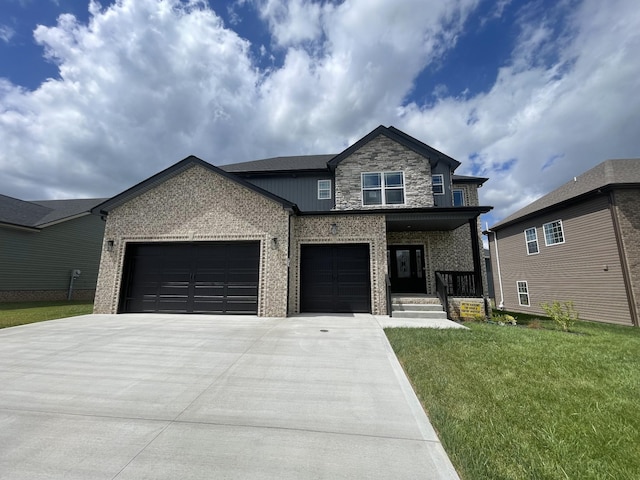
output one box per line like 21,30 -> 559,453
93,164 -> 291,316
289,214 -> 388,314
334,135 -> 434,210
613,188 -> 640,325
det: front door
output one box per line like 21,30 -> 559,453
388,245 -> 426,293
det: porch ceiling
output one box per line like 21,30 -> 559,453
385,208 -> 489,231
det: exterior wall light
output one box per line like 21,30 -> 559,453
330,223 -> 338,235
106,240 -> 115,252
271,237 -> 278,249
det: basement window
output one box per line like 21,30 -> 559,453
517,281 -> 530,306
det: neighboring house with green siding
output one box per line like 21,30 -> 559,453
0,195 -> 106,302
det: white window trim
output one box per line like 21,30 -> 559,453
517,280 -> 530,307
361,171 -> 405,206
452,188 -> 465,206
543,219 -> 565,246
432,174 -> 445,195
317,179 -> 331,200
524,227 -> 539,255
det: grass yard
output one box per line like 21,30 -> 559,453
0,301 -> 94,329
386,318 -> 640,480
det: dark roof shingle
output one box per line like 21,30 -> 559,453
491,158 -> 640,229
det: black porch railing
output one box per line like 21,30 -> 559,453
435,272 -> 450,320
435,271 -> 480,297
385,274 -> 392,316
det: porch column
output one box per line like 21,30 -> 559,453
469,218 -> 483,296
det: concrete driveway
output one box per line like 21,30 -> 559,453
0,313 -> 460,479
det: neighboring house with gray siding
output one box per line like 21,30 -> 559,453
0,195 -> 106,302
486,159 -> 640,327
92,125 -> 491,318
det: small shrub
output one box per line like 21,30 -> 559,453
490,314 -> 516,326
541,301 -> 579,332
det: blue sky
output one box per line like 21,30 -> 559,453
1,0 -> 639,230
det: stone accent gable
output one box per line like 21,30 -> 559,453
93,164 -> 291,316
334,135 -> 434,210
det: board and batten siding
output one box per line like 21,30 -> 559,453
489,195 -> 632,325
0,214 -> 105,294
245,174 -> 334,212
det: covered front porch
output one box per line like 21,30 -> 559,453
383,207 -> 491,319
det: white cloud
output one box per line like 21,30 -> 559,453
0,25 -> 15,43
0,0 -> 638,233
397,0 -> 640,224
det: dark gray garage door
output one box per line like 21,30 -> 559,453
119,242 -> 260,314
300,244 -> 371,313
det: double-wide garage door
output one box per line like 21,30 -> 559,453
119,242 -> 259,314
300,244 -> 371,313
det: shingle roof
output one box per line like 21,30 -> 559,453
452,174 -> 488,185
0,194 -> 106,228
221,154 -> 336,173
491,159 -> 640,229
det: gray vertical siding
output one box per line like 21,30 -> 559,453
245,174 -> 334,211
0,214 -> 105,292
489,195 -> 633,325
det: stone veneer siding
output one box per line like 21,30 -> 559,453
614,188 -> 640,325
289,215 -> 388,314
334,135 -> 434,210
94,165 -> 291,317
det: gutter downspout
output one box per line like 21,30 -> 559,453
488,227 -> 505,309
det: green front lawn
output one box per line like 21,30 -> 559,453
386,319 -> 640,480
0,301 -> 94,329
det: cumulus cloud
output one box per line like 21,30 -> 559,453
0,0 -> 638,233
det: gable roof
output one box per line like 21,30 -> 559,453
221,154 -> 336,174
491,158 -> 640,230
92,155 -> 298,215
328,125 -> 461,171
0,194 -> 106,230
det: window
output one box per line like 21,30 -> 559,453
452,189 -> 465,206
361,171 -> 405,206
432,174 -> 444,195
543,220 -> 565,246
317,179 -> 331,200
524,227 -> 539,255
517,281 -> 530,306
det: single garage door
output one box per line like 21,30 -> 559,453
300,244 -> 371,313
119,242 -> 260,314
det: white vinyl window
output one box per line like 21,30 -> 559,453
543,220 -> 565,246
361,171 -> 405,206
453,189 -> 465,206
432,174 -> 444,195
317,179 -> 331,200
524,227 -> 539,255
517,281 -> 530,306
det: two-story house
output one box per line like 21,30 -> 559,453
92,125 -> 491,318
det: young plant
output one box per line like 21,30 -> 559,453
541,300 -> 579,332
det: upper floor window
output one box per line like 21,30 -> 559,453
362,172 -> 405,206
317,179 -> 331,200
452,189 -> 465,206
524,227 -> 539,255
543,220 -> 565,246
432,174 -> 444,195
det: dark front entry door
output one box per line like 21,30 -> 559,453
388,245 -> 426,293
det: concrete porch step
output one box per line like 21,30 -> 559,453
391,310 -> 449,319
391,303 -> 444,312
